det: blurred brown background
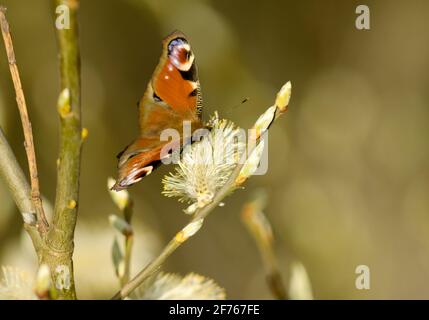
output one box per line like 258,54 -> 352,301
1,0 -> 429,299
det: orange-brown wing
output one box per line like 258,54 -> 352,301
139,31 -> 203,135
113,137 -> 181,191
112,31 -> 203,191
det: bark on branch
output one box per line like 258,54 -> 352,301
0,128 -> 42,251
0,6 -> 49,233
41,0 -> 82,300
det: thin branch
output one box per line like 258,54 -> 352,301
0,6 -> 49,233
0,3 -> 82,300
48,0 -> 82,248
0,129 -> 33,219
241,191 -> 287,299
111,83 -> 291,299
39,0 -> 82,300
0,128 -> 42,250
108,179 -> 135,287
111,232 -> 184,299
121,202 -> 134,286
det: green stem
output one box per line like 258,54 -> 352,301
112,236 -> 182,299
120,234 -> 133,287
120,201 -> 134,286
41,0 -> 82,300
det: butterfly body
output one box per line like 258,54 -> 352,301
112,31 -> 203,191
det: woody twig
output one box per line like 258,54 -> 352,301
0,2 -> 82,300
0,6 -> 49,233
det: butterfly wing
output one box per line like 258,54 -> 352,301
113,31 -> 203,191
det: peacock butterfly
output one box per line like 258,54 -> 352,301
112,31 -> 204,191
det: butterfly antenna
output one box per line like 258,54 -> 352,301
224,97 -> 250,116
